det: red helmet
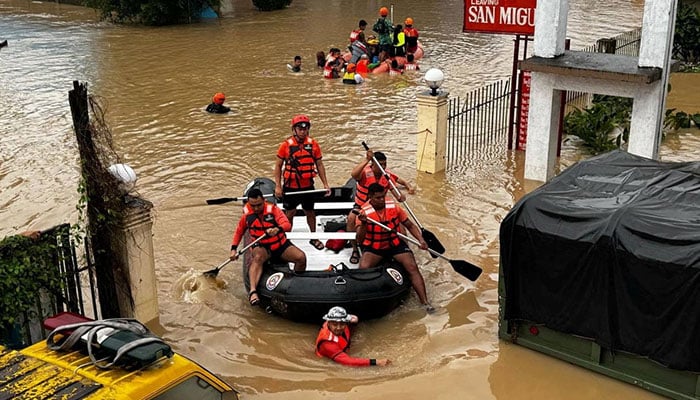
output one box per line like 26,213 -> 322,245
405,17 -> 413,26
379,7 -> 388,16
212,92 -> 226,105
291,114 -> 311,128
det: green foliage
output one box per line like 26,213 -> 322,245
564,96 -> 632,154
84,0 -> 221,25
0,231 -> 65,330
674,1 -> 700,63
665,109 -> 700,130
252,0 -> 292,11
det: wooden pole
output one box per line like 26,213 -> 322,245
69,81 -> 133,319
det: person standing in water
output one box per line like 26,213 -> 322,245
315,306 -> 391,367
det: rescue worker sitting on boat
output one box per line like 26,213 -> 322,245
230,188 -> 306,306
347,149 -> 414,264
355,183 -> 433,313
315,306 -> 391,367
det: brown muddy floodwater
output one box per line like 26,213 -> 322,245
1,0 -> 698,398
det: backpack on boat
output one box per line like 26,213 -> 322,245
325,230 -> 349,253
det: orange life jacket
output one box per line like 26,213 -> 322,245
315,322 -> 351,358
404,27 -> 419,52
360,199 -> 402,250
243,202 -> 287,251
283,136 -> 318,188
354,165 -> 394,206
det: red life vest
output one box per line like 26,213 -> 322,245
349,29 -> 362,43
360,199 -> 402,250
356,59 -> 370,77
315,322 -> 351,358
243,202 -> 287,251
323,65 -> 334,78
355,165 -> 394,206
283,136 -> 318,188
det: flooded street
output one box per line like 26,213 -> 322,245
1,0 -> 698,398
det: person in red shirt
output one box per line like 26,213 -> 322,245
356,183 -> 433,313
274,114 -> 331,251
315,306 -> 391,367
346,149 -> 414,264
230,189 -> 306,306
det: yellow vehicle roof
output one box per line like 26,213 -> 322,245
0,342 -> 235,399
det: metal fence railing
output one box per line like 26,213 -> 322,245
447,78 -> 511,163
2,224 -> 99,348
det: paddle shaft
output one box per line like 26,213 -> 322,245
281,188 -> 328,196
361,141 -> 425,230
361,214 -> 448,260
205,235 -> 265,276
234,234 -> 267,257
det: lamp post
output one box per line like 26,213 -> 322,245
424,68 -> 444,96
417,68 -> 448,173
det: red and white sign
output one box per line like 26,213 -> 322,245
463,0 -> 536,36
517,70 -> 531,151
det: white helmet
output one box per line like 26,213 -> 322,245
323,306 -> 353,322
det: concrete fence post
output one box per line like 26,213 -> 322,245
416,91 -> 449,174
113,196 -> 160,326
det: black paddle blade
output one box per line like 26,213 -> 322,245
202,268 -> 220,278
206,197 -> 236,205
450,259 -> 482,281
421,228 -> 445,258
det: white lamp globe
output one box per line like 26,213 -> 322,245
424,68 -> 444,95
108,163 -> 137,193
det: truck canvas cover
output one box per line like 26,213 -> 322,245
500,150 -> 700,372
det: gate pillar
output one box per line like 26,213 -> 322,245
113,196 -> 160,326
417,91 -> 449,174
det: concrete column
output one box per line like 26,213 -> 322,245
533,0 -> 569,58
629,81 -> 664,158
524,72 -> 562,182
113,196 -> 160,325
416,91 -> 448,174
639,0 -> 677,68
634,0 -> 677,160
